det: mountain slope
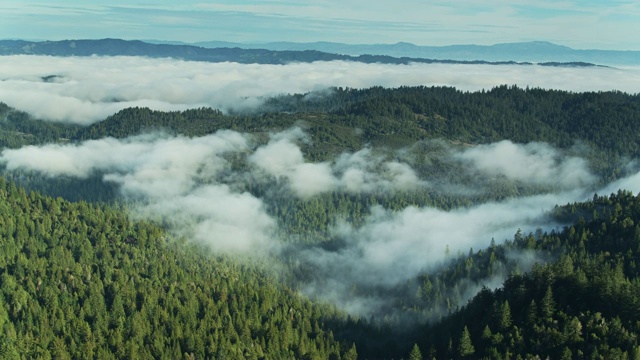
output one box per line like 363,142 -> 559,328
3,85 -> 640,358
0,177 -> 354,359
3,175 -> 640,358
416,191 -> 640,359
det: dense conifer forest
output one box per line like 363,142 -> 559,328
2,85 -> 640,359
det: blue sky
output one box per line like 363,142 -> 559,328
1,1 -> 639,49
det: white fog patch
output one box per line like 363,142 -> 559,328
139,185 -> 277,255
248,128 -> 336,198
249,130 -> 423,197
324,190 -> 580,285
0,130 -> 279,255
334,149 -> 423,193
600,171 -> 640,196
1,131 -> 249,195
289,163 -> 337,198
1,55 -> 639,124
249,128 -> 310,177
455,140 -> 596,189
298,190 -> 583,317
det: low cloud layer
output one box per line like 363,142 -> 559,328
0,128 -> 426,256
1,131 -> 249,197
455,140 -> 595,189
1,131 -> 279,255
298,190 -> 583,316
141,185 -> 277,254
249,128 -> 423,197
2,128 -> 639,320
1,55 -> 639,124
248,128 -> 336,197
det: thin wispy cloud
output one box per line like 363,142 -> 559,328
455,140 -> 595,189
1,1 -> 640,49
248,128 -> 423,197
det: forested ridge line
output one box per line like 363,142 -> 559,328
3,85 -> 640,159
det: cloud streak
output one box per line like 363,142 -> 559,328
249,129 -> 423,197
3,1 -> 640,49
0,131 -> 279,255
1,56 -> 639,124
297,190 -> 581,317
455,140 -> 595,189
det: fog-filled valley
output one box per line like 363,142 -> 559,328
2,55 -> 640,124
2,53 -> 640,359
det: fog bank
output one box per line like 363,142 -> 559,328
1,55 -> 639,124
2,127 -> 639,320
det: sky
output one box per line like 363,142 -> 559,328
1,1 -> 640,50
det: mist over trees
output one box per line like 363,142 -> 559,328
2,84 -> 640,358
2,55 -> 638,125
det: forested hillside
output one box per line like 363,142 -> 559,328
2,85 -> 640,359
414,191 -> 640,359
0,177 -> 359,359
3,177 -> 640,359
5,85 -> 640,157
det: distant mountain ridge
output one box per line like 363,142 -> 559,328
0,38 -> 609,67
156,39 -> 638,66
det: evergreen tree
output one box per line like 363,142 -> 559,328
541,285 -> 556,322
343,344 -> 358,360
457,326 -> 475,358
409,343 -> 423,360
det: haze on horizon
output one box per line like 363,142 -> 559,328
1,1 -> 640,51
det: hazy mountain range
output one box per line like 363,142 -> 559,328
158,39 -> 640,66
2,38 -> 633,66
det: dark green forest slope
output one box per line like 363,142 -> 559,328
3,178 -> 640,359
5,85 -> 640,161
414,191 -> 640,359
0,178 -> 357,359
2,86 -> 640,359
